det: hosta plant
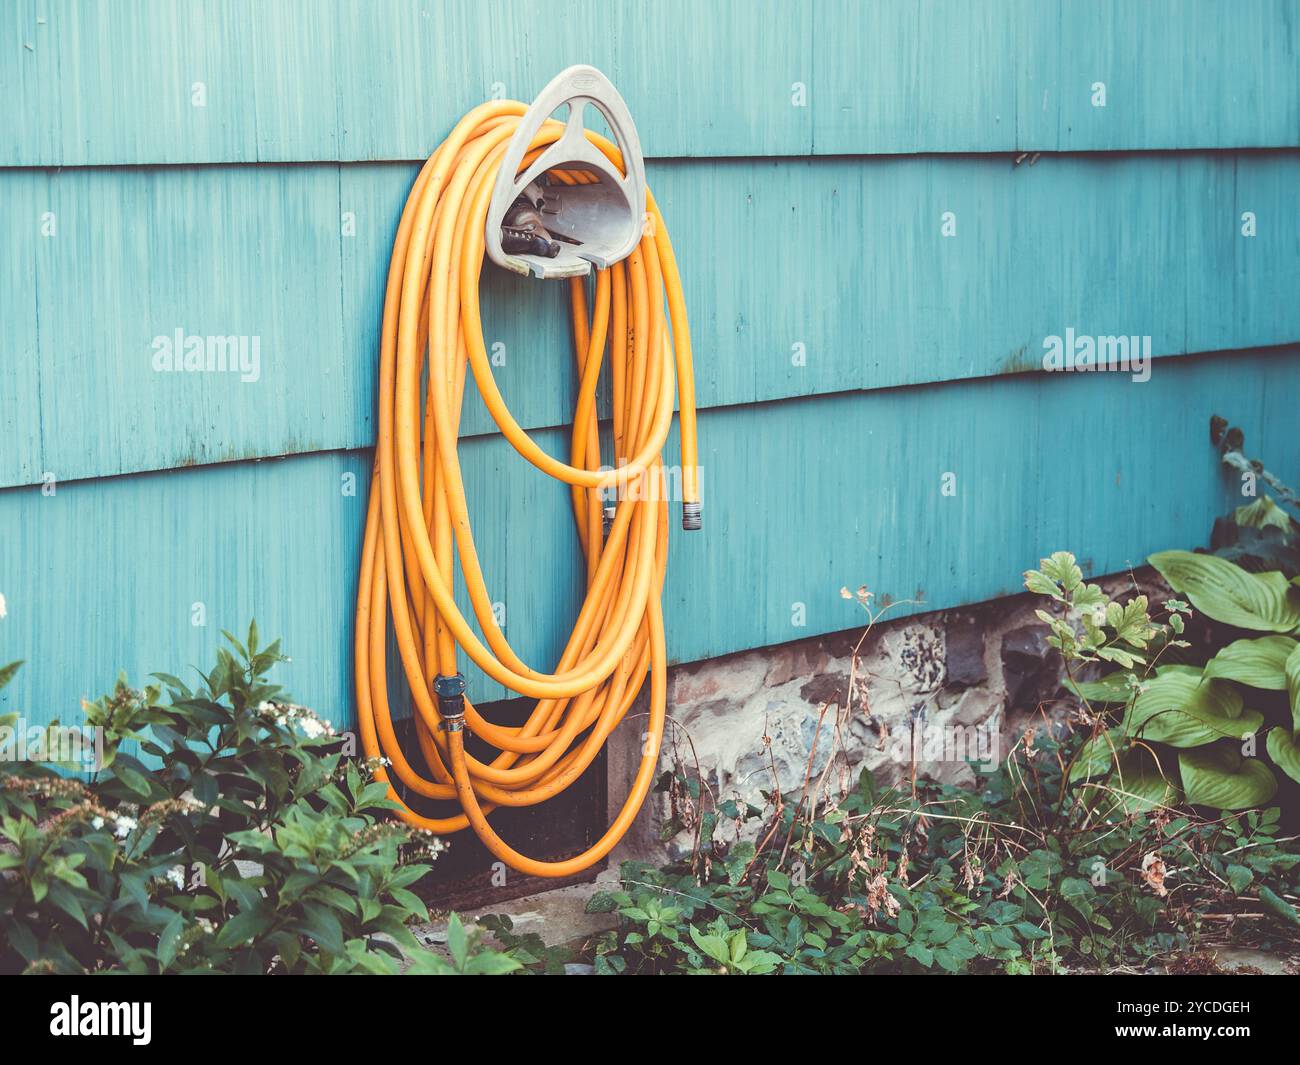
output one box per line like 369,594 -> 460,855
1026,530 -> 1300,814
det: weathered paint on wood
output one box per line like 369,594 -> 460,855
3,3 -> 1298,742
3,347 -> 1297,726
5,150 -> 1298,488
3,0 -> 1298,166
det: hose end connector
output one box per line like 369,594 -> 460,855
602,504 -> 617,537
682,501 -> 702,532
434,673 -> 467,731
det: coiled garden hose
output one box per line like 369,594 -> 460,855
353,100 -> 700,877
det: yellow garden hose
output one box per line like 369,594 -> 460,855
353,99 -> 700,877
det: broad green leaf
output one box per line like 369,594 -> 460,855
1064,671 -> 1134,704
688,925 -> 731,965
1258,886 -> 1300,926
445,913 -> 468,969
295,903 -> 344,957
1287,644 -> 1300,731
1265,727 -> 1300,785
213,909 -> 270,950
1124,670 -> 1260,747
1149,550 -> 1300,632
905,941 -> 934,967
1069,729 -> 1125,783
1179,745 -> 1278,809
463,953 -> 523,975
1202,635 -> 1297,689
157,911 -> 186,969
1106,749 -> 1181,815
1225,864 -> 1254,894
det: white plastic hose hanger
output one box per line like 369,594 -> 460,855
485,65 -> 648,279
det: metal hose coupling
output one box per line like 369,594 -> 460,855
682,501 -> 702,532
434,673 -> 467,731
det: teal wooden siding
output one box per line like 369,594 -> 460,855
3,2 -> 1299,727
5,1 -> 1299,164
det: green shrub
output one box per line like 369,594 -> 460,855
0,625 -> 518,975
1027,529 -> 1300,813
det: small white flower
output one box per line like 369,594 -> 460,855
113,815 -> 138,838
165,865 -> 186,889
91,816 -> 105,830
299,717 -> 326,739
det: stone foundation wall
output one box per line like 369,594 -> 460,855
611,568 -> 1165,863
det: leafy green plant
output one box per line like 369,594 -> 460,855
1026,541 -> 1300,812
573,741 -> 1300,975
405,913 -> 522,975
0,625 -> 501,975
565,548 -> 1300,975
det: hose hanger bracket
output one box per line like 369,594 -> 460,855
486,65 -> 648,279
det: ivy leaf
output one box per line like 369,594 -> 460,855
1149,550 -> 1300,632
584,891 -> 619,914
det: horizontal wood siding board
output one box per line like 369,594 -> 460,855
2,346 -> 1295,724
4,150 -> 1298,488
3,1 -> 1299,166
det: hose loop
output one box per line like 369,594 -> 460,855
353,100 -> 700,876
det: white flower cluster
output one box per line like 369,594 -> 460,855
361,755 -> 392,776
257,700 -> 336,740
91,810 -> 155,845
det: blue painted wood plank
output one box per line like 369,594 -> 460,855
4,150 -> 1298,489
3,1 -> 1298,166
3,345 -> 1296,727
